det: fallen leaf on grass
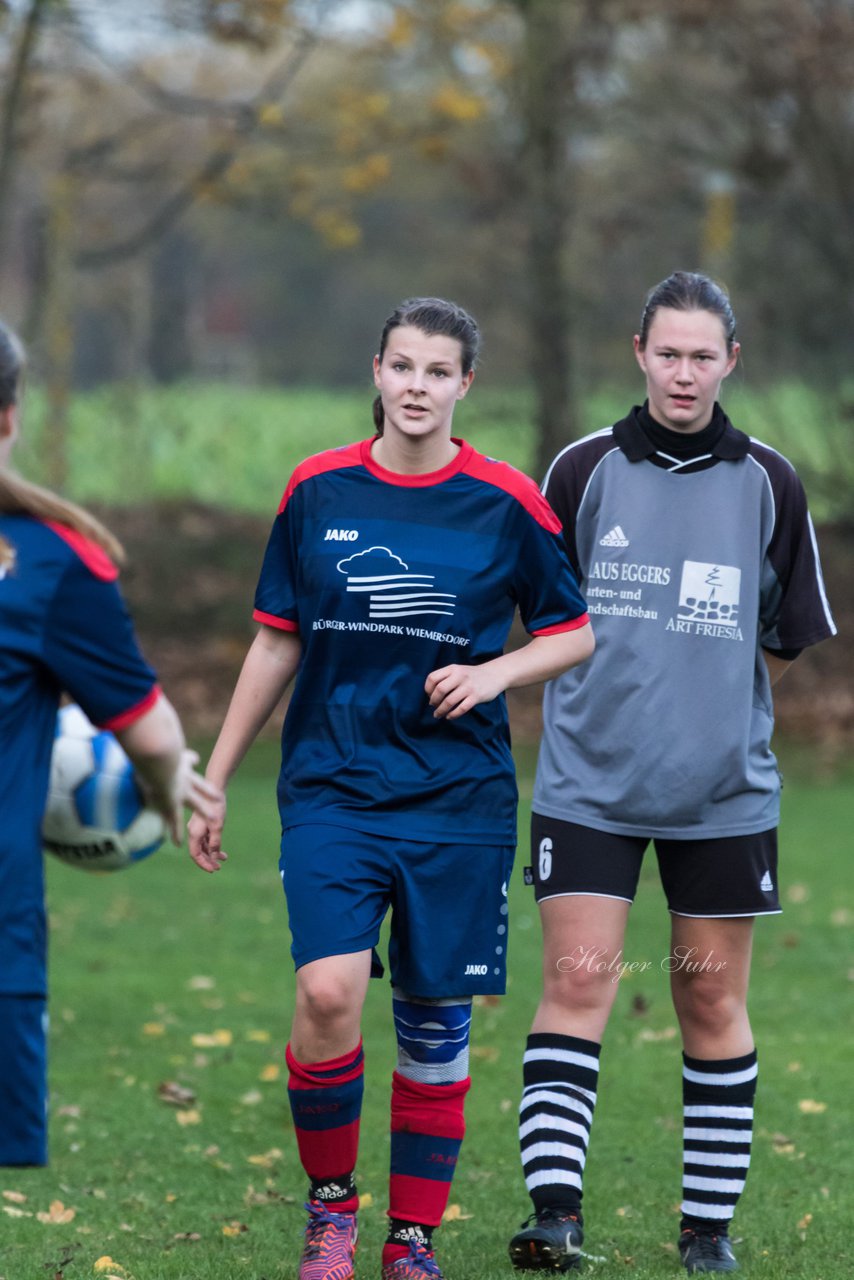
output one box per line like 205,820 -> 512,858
240,1090 -> 263,1106
359,1193 -> 373,1209
244,1184 -> 294,1206
246,1029 -> 272,1042
56,1105 -> 81,1118
222,1221 -> 248,1236
142,1022 -> 166,1037
830,908 -> 852,926
2,1205 -> 32,1218
2,1191 -> 26,1203
797,1213 -> 813,1231
786,884 -> 809,904
470,1045 -> 499,1062
798,1099 -> 827,1114
635,1027 -> 677,1042
188,975 -> 215,990
191,1030 -> 233,1048
260,1063 -> 280,1082
787,1062 -> 802,1073
173,1232 -> 202,1242
773,1142 -> 796,1155
442,1204 -> 472,1222
247,1149 -> 283,1168
94,1259 -> 128,1277
175,1109 -> 202,1126
158,1081 -> 197,1108
37,1199 -> 75,1224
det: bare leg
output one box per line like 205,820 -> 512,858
533,894 -> 632,1038
668,915 -> 754,1057
290,949 -> 373,1061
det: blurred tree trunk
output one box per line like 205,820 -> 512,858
0,0 -> 51,280
515,0 -> 578,479
41,173 -> 76,493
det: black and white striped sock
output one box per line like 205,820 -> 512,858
519,1032 -> 600,1214
681,1049 -> 758,1230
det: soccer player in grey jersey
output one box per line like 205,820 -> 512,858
508,273 -> 836,1275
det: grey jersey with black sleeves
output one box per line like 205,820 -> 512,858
534,407 -> 836,839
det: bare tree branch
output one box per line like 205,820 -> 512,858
73,2 -> 337,268
0,0 -> 53,270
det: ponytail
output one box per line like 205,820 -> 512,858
0,469 -> 125,569
372,394 -> 384,435
0,315 -> 124,571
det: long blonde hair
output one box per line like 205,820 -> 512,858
0,321 -> 124,572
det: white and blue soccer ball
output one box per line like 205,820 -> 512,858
42,704 -> 166,872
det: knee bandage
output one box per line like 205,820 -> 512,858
392,989 -> 472,1085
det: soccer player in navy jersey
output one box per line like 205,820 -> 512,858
508,273 -> 836,1275
188,297 -> 594,1280
0,318 -> 223,1169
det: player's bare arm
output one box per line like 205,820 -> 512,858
426,623 -> 594,720
116,695 -> 224,844
188,626 -> 302,872
762,649 -> 794,686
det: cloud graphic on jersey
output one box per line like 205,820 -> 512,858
337,544 -> 457,620
336,545 -> 409,575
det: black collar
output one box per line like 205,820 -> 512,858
613,404 -> 750,462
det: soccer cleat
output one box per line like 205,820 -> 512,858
381,1239 -> 444,1280
678,1227 -> 738,1273
508,1207 -> 584,1271
299,1199 -> 358,1280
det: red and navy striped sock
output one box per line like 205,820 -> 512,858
287,1039 -> 364,1213
383,1071 -> 470,1267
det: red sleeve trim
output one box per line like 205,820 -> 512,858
253,608 -> 299,632
461,451 -> 562,532
531,613 -> 590,637
46,521 -> 119,581
278,442 -> 365,513
99,684 -> 161,732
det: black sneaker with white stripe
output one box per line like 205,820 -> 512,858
509,1208 -> 583,1272
678,1227 -> 738,1273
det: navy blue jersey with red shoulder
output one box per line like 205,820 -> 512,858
0,513 -> 158,995
254,437 -> 588,843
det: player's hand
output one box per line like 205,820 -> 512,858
425,662 -> 504,720
187,794 -> 228,872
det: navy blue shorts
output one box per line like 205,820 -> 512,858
0,994 -> 48,1166
530,814 -> 781,918
279,824 -> 515,996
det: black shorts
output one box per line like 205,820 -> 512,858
529,813 -> 781,918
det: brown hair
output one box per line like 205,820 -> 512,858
372,296 -> 480,434
638,271 -> 737,354
0,320 -> 124,572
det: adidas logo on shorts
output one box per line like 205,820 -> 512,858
759,870 -> 774,892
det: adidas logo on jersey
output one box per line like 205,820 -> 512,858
759,870 -> 774,892
599,525 -> 629,548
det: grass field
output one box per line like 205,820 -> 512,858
16,380 -> 853,522
1,742 -> 851,1280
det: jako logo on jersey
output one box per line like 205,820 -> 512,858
599,525 -> 629,548
464,964 -> 488,975
325,529 -> 359,541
